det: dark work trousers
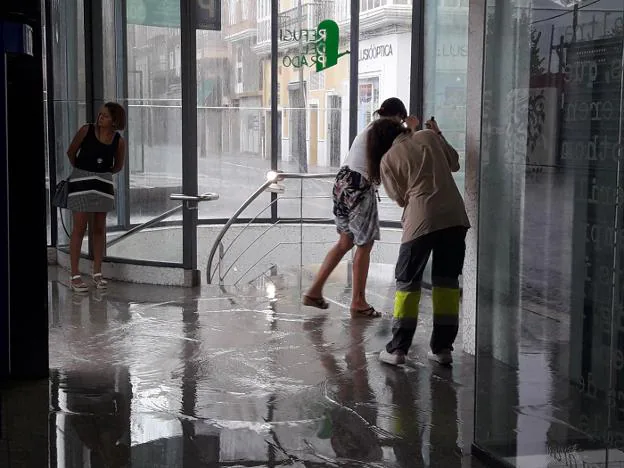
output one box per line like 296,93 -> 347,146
386,226 -> 467,355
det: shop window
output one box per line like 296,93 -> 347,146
357,78 -> 379,133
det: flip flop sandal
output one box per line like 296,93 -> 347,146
350,306 -> 382,318
92,273 -> 108,289
70,275 -> 89,293
302,295 -> 329,310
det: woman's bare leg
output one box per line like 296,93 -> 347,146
91,212 -> 107,274
306,233 -> 354,299
70,212 -> 89,280
351,241 -> 374,310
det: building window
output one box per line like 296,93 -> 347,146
236,46 -> 243,93
228,0 -> 238,25
259,0 -> 269,18
259,62 -> 264,90
361,0 -> 384,12
168,47 -> 182,77
309,70 -> 325,91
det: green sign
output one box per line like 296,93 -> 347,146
127,0 -> 221,31
280,19 -> 349,71
316,20 -> 348,72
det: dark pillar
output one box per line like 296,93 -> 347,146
180,0 -> 199,284
409,0 -> 425,125
0,0 -> 49,379
348,0 -> 359,147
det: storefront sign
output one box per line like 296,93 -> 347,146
436,44 -> 467,57
358,43 -> 393,62
127,0 -> 221,31
280,19 -> 349,72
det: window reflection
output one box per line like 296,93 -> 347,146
423,0 -> 468,195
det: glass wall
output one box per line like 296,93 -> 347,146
423,0 -> 468,194
46,1 -> 461,272
50,0 -> 86,250
474,0 -> 624,466
125,19 -> 182,228
111,5 -> 184,263
358,0 -> 413,223
195,1 -> 272,221
42,0 -> 50,245
102,1 -> 127,235
276,0 -> 352,220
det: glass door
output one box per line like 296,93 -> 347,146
87,0 -> 187,266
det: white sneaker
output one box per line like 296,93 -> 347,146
379,349 -> 406,366
427,350 -> 453,365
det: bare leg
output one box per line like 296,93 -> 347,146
351,241 -> 373,310
306,233 -> 354,299
70,212 -> 89,281
91,212 -> 107,274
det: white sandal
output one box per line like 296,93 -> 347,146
70,275 -> 89,293
93,273 -> 108,289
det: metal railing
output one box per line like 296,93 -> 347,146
206,171 -> 336,285
106,192 -> 219,249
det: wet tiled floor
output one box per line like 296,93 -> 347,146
1,266 -> 490,467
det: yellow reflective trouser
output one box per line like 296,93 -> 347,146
431,286 -> 460,325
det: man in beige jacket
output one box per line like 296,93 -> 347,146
367,117 -> 470,366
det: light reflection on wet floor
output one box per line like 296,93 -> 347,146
1,267 -> 488,467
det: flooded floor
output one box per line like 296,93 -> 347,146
1,266 -> 489,467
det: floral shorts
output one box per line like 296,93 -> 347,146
332,166 -> 380,246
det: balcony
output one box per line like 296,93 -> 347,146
254,1 -> 334,55
223,2 -> 258,42
223,19 -> 257,42
278,1 -> 335,31
357,0 -> 412,34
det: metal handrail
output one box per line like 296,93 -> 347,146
233,239 -> 333,286
206,172 -> 335,284
106,192 -> 219,249
214,196 -> 280,276
220,220 -> 282,282
106,205 -> 183,248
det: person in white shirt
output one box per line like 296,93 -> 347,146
303,98 -> 408,318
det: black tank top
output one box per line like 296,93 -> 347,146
75,124 -> 120,173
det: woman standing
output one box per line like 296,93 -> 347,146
302,97 -> 412,318
367,117 -> 470,366
65,102 -> 126,292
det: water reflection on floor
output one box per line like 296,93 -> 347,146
1,267 -> 487,467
